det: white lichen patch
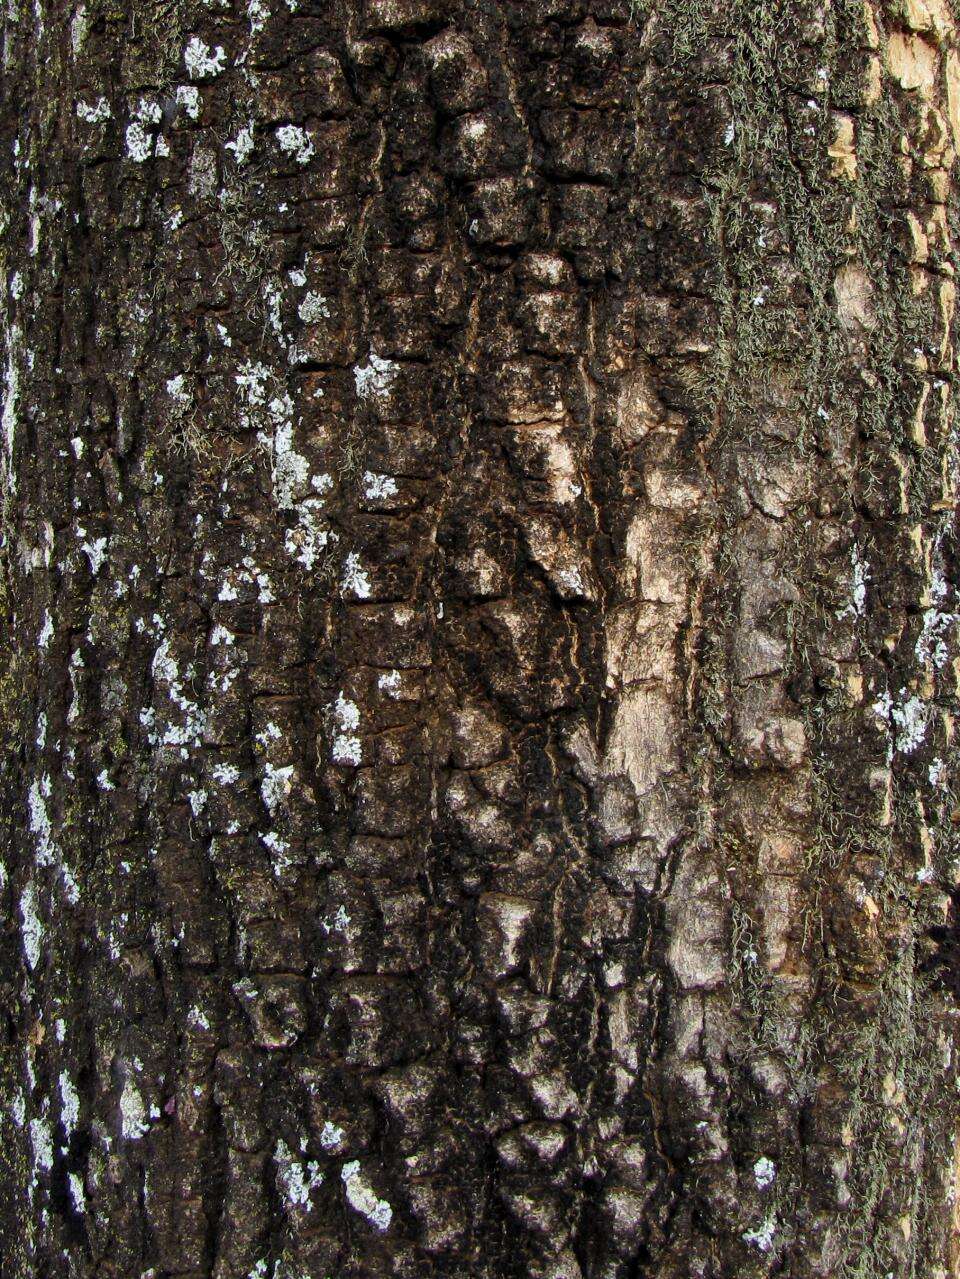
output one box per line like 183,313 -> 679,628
753,1156 -> 776,1189
67,647 -> 84,725
850,550 -> 869,615
255,570 -> 275,603
341,551 -> 371,600
187,789 -> 207,817
557,565 -> 585,596
40,524 -> 54,570
353,350 -> 399,400
225,122 -> 255,163
334,694 -> 360,734
20,881 -> 42,968
188,1005 -> 210,1031
28,775 -> 54,866
144,637 -> 207,758
268,396 -> 308,509
76,97 -> 111,124
176,85 -> 201,120
331,693 -> 361,766
321,1120 -> 345,1150
68,1172 -> 85,1214
30,1116 -> 53,1177
263,281 -> 284,341
59,1071 -> 80,1135
261,830 -> 290,873
275,1140 -> 323,1211
378,669 -> 401,696
331,731 -> 361,767
125,122 -> 155,163
341,1161 -> 392,1231
462,116 -> 488,142
119,1075 -> 149,1140
79,531 -> 108,575
2,323 -> 21,488
892,694 -> 928,754
275,124 -> 314,165
872,689 -> 892,724
184,36 -> 227,79
839,545 -> 869,619
297,292 -> 330,323
321,904 -> 351,934
917,604 -> 958,670
284,499 -> 332,571
261,762 -> 294,814
38,611 -> 53,648
363,471 -> 398,501
236,360 -> 271,420
237,367 -> 314,514
212,762 -> 240,786
71,3 -> 89,51
166,373 -> 192,409
136,98 -> 163,125
62,864 -> 80,906
27,186 -> 42,257
742,1214 -> 776,1252
248,0 -> 270,33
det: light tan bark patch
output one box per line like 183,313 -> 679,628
887,31 -> 939,95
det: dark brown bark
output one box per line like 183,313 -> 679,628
1,1 -> 959,1277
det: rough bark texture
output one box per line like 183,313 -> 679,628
2,1 -> 960,1276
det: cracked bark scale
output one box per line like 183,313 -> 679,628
1,1 -> 959,1277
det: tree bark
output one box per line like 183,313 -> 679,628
2,1 -> 960,1276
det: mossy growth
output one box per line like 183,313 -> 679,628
631,0 -> 959,1272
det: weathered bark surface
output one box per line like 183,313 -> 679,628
2,1 -> 960,1276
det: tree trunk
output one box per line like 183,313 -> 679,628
2,1 -> 959,1276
